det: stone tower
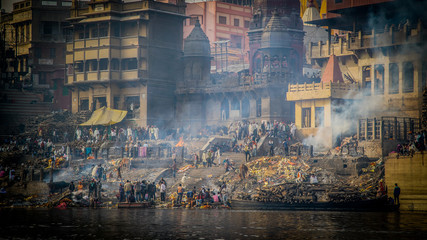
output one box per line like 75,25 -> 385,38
176,19 -> 211,131
249,0 -> 303,77
182,19 -> 211,89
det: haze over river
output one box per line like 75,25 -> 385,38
1,208 -> 427,239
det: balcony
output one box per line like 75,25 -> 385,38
308,22 -> 424,60
122,70 -> 138,80
347,25 -> 423,50
307,38 -> 354,60
287,82 -> 359,101
72,37 -> 122,49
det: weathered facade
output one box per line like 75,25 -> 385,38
65,0 -> 186,127
0,0 -> 72,110
176,0 -> 304,130
287,0 -> 427,152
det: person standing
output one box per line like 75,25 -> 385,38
171,159 -> 177,178
394,183 -> 401,205
177,184 -> 184,204
69,181 -> 75,192
216,149 -> 221,166
135,181 -> 142,202
283,139 -> 288,156
268,139 -> 274,156
160,182 -> 166,202
124,180 -> 132,202
244,145 -> 251,162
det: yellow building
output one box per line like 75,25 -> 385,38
65,0 -> 186,127
288,0 -> 427,152
287,55 -> 359,148
0,0 -> 72,110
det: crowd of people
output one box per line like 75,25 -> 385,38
396,131 -> 426,156
111,177 -> 230,208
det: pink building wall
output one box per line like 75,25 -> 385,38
184,1 -> 252,66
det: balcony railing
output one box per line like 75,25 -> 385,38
308,22 -> 424,60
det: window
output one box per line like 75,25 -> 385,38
91,28 -> 98,38
43,22 -> 53,35
42,1 -> 57,6
50,48 -> 55,59
231,35 -> 242,48
374,64 -> 384,95
244,20 -> 250,28
99,27 -> 108,37
389,63 -> 399,94
231,98 -> 240,111
234,19 -> 240,27
256,98 -> 262,117
242,98 -> 250,118
219,16 -> 227,25
80,99 -> 89,111
362,66 -> 371,95
75,62 -> 83,72
315,107 -> 324,127
88,60 -> 98,71
110,22 -> 119,37
403,62 -> 414,93
335,0 -> 343,3
302,108 -> 311,128
122,58 -> 137,70
221,99 -> 229,120
99,59 -> 108,70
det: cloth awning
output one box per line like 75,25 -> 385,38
80,107 -> 128,126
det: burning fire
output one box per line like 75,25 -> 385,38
175,137 -> 184,147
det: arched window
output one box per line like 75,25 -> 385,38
256,98 -> 262,117
253,52 -> 262,73
389,63 -> 399,94
281,55 -> 288,69
403,62 -> 414,93
231,98 -> 240,111
374,64 -> 384,95
271,55 -> 280,71
263,55 -> 270,72
242,97 -> 250,118
221,99 -> 229,120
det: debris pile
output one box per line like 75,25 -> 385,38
220,155 -> 385,204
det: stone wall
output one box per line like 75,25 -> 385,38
385,152 -> 427,211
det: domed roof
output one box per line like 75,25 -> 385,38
184,19 -> 211,57
261,12 -> 291,49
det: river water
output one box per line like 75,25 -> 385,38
1,208 -> 427,239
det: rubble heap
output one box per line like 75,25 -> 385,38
221,155 -> 385,204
